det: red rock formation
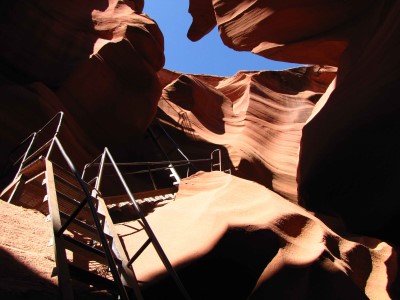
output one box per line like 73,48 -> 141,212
187,0 -> 376,66
157,66 -> 336,202
119,171 -> 399,300
0,0 -> 164,182
1,0 -> 400,299
186,0 -> 400,247
298,0 -> 400,246
0,201 -> 59,299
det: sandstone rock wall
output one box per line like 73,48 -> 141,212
0,0 -> 164,184
157,66 -> 336,202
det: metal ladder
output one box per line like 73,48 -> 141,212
1,110 -> 224,299
0,112 -> 142,299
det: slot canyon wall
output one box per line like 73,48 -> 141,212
0,0 -> 399,299
185,0 -> 400,246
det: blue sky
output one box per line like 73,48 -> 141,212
143,0 -> 302,76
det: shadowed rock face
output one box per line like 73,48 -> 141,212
187,0 -> 376,66
298,0 -> 400,246
1,0 -> 400,299
186,0 -> 400,246
119,171 -> 399,300
0,0 -> 164,180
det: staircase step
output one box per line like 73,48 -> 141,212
68,263 -> 117,291
19,156 -> 46,179
59,211 -> 113,244
1,175 -> 48,213
25,170 -> 46,185
54,174 -> 85,199
63,234 -> 122,266
52,162 -> 82,185
52,162 -> 94,195
53,172 -> 91,201
68,263 -> 138,298
104,186 -> 178,205
1,156 -> 46,204
55,190 -> 103,225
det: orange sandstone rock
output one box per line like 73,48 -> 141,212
187,0 -> 376,66
157,66 -> 336,202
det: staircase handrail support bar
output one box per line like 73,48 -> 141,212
95,147 -> 191,300
83,154 -> 221,178
12,111 -> 64,180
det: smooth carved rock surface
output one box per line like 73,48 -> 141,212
0,0 -> 400,299
298,0 -> 400,246
157,66 -> 336,202
187,0 -> 376,66
119,171 -> 398,300
187,0 -> 400,246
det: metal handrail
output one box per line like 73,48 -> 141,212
121,163 -> 190,176
147,126 -> 184,183
45,112 -> 64,159
11,111 -> 64,180
13,132 -> 37,178
19,138 -> 52,165
96,147 -> 192,300
82,152 -> 221,195
210,149 -> 222,172
92,158 -> 212,167
83,117 -> 221,192
152,121 -> 196,175
81,153 -> 103,188
82,148 -> 222,200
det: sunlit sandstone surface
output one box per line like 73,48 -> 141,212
0,0 -> 399,299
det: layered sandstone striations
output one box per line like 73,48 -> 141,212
187,0 -> 376,66
157,66 -> 336,202
186,0 -> 400,246
0,0 -> 399,299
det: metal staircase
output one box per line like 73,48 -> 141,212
0,112 -> 142,299
0,111 -> 191,299
82,147 -> 192,300
2,155 -> 141,299
1,111 -> 226,299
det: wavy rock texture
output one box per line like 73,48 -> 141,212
1,0 -> 400,299
157,66 -> 336,202
187,0 -> 376,66
187,0 -> 400,247
119,171 -> 398,300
